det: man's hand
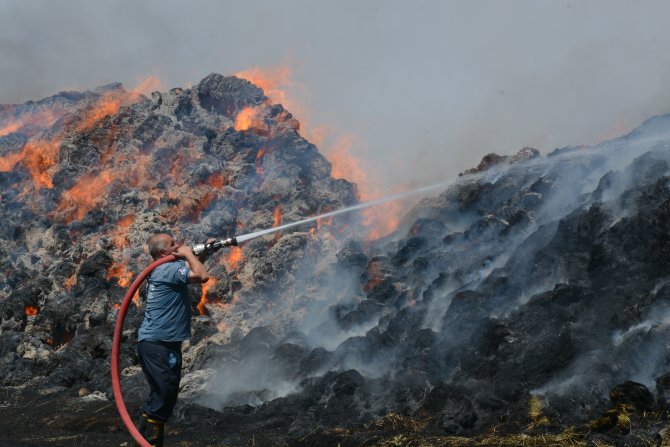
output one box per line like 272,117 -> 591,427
172,244 -> 209,284
172,244 -> 194,259
197,238 -> 217,261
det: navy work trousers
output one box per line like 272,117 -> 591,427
137,340 -> 183,421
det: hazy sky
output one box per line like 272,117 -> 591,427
2,0 -> 670,190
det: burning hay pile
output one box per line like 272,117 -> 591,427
3,74 -> 670,446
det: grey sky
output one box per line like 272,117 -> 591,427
1,0 -> 670,191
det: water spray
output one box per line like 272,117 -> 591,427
193,180 -> 450,254
112,180 -> 449,446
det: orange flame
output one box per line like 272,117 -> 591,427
234,66 -> 292,107
76,96 -> 121,132
64,273 -> 78,291
25,305 -> 39,316
0,108 -> 60,137
132,75 -> 165,97
327,135 -> 367,183
234,106 -> 269,134
53,171 -> 114,223
162,189 -> 218,223
170,150 -> 189,185
363,261 -> 385,292
75,91 -> 136,133
309,215 -> 332,236
325,135 -> 403,239
133,290 -> 141,306
234,106 -> 256,131
363,201 -> 403,240
0,121 -> 22,137
107,260 -> 133,288
0,88 -> 141,191
117,214 -> 134,227
112,215 -> 135,249
225,246 -> 244,270
197,278 -> 217,315
22,140 -> 61,189
255,147 -> 266,176
0,151 -> 23,173
273,205 -> 282,227
205,172 -> 226,189
191,191 -> 217,223
0,139 -> 60,189
234,66 -> 401,239
234,66 -> 302,135
272,204 -> 283,242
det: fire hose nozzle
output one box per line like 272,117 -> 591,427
192,237 -> 238,256
220,237 -> 238,247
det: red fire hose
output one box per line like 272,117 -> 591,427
111,255 -> 176,447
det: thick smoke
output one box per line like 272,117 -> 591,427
187,112 -> 670,443
2,1 -> 670,189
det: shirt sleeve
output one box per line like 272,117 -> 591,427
162,261 -> 191,285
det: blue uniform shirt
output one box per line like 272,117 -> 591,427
138,260 -> 192,342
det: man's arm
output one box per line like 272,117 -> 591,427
173,245 -> 209,284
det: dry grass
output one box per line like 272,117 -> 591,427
528,394 -> 550,429
372,428 -> 589,447
364,412 -> 589,447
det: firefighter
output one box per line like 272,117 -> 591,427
134,233 -> 210,446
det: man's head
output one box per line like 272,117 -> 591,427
147,233 -> 176,260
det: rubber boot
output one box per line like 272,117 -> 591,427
145,417 -> 165,447
133,413 -> 148,447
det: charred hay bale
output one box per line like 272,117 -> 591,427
589,381 -> 661,443
336,240 -> 368,270
462,153 -> 508,175
406,218 -> 448,240
149,88 -> 195,121
455,181 -> 492,209
332,331 -> 395,369
298,347 -> 333,377
239,326 -> 277,355
329,369 -> 366,396
415,382 -> 478,434
209,126 -> 261,160
440,290 -> 492,346
291,369 -> 374,426
78,250 -> 112,279
392,236 -> 428,267
657,373 -> 670,414
196,74 -> 265,118
464,214 -> 510,240
609,381 -> 657,411
455,287 -> 581,392
269,342 -> 309,376
190,315 -> 220,345
338,301 -> 387,329
511,146 -> 540,163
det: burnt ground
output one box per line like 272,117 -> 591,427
1,386 -> 669,447
0,388 -> 247,447
0,389 -> 601,446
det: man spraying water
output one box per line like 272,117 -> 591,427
134,233 -> 211,446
